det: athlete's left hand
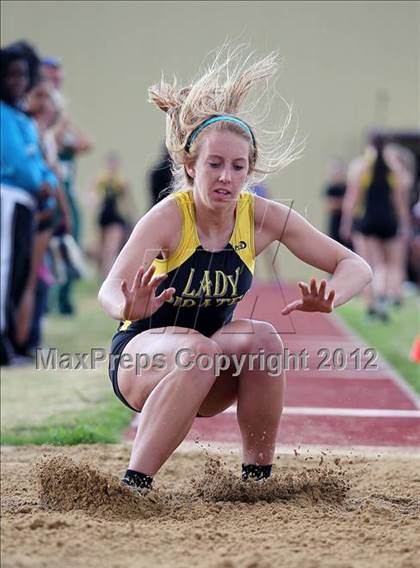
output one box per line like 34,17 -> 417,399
281,278 -> 335,315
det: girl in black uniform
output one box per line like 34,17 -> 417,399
341,135 -> 412,320
94,152 -> 131,277
323,159 -> 352,248
99,47 -> 372,492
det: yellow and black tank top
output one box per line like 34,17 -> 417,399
120,190 -> 256,337
352,150 -> 399,239
354,152 -> 397,220
96,174 -> 126,198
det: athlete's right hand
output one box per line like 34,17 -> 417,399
119,264 -> 175,321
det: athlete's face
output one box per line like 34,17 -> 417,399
187,129 -> 250,206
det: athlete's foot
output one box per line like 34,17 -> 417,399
121,480 -> 151,496
378,295 -> 389,307
376,301 -> 390,323
241,464 -> 272,481
121,469 -> 153,494
391,297 -> 403,309
366,306 -> 379,322
366,305 -> 390,323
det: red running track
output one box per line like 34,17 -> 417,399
125,282 -> 420,448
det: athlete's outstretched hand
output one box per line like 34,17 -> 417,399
120,264 -> 175,321
281,278 -> 335,315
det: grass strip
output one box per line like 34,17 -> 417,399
1,399 -> 132,446
337,295 -> 419,393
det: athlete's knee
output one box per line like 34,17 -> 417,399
239,321 -> 283,354
176,335 -> 221,360
174,335 -> 221,381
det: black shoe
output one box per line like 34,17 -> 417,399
0,336 -> 16,366
59,304 -> 75,316
366,304 -> 390,323
377,309 -> 390,323
366,306 -> 379,322
14,344 -> 36,359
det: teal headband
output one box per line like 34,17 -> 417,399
185,115 -> 256,153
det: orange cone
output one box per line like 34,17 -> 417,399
409,336 -> 420,364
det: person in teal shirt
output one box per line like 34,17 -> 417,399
0,42 -> 58,365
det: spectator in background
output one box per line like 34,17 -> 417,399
41,56 -> 64,90
341,134 -> 412,321
26,76 -> 72,233
149,143 -> 173,207
0,42 -> 58,365
93,152 -> 133,278
42,56 -> 93,315
323,158 -> 352,249
16,76 -> 72,354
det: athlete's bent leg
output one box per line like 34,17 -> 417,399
352,233 -> 376,310
102,224 -> 125,277
384,236 -> 406,303
365,237 -> 387,298
205,319 -> 285,468
118,328 -> 221,476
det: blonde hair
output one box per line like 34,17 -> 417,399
148,44 -> 302,193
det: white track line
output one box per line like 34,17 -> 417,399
130,407 -> 420,428
128,388 -> 419,429
219,405 -> 420,418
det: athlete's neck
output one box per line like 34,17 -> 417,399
193,193 -> 236,237
192,191 -> 237,250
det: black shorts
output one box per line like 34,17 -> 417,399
98,205 -> 126,228
353,216 -> 398,240
109,330 -> 141,412
108,328 -> 210,416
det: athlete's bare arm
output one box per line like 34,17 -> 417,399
98,196 -> 181,319
385,147 -> 413,238
339,157 -> 365,241
253,195 -> 372,308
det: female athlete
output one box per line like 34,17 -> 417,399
99,48 -> 372,491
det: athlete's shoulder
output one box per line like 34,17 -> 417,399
95,173 -> 108,187
136,192 -> 183,249
114,174 -> 127,187
253,193 -> 290,221
348,156 -> 368,182
232,190 -> 255,216
144,191 -> 182,223
384,144 -> 414,186
238,189 -> 255,202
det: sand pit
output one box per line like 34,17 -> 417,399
1,444 -> 420,567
